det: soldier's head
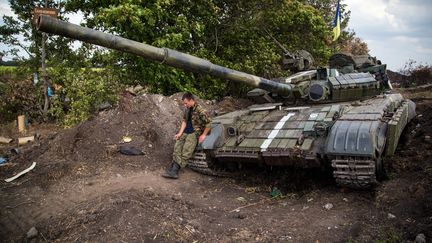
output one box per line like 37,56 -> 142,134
182,92 -> 195,108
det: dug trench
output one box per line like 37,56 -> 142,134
0,90 -> 431,242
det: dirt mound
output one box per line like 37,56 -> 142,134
0,93 -> 182,189
373,97 -> 432,241
47,92 -> 180,164
0,93 -> 252,188
214,96 -> 253,115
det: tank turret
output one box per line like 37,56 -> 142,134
329,53 -> 391,89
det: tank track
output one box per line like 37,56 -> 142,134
331,157 -> 378,189
188,151 -> 234,177
190,153 -> 380,188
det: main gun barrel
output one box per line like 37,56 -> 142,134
36,15 -> 292,96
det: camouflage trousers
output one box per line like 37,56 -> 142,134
173,133 -> 198,168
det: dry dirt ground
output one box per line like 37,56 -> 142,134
0,90 -> 431,242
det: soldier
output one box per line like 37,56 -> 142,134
162,92 -> 211,179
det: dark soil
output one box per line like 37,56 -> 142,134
0,90 -> 430,242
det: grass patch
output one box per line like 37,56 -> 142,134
375,228 -> 404,243
0,66 -> 18,75
0,66 -> 33,81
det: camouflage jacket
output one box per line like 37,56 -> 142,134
183,103 -> 211,135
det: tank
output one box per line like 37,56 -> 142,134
37,16 -> 416,189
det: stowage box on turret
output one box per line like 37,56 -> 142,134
37,16 -> 416,189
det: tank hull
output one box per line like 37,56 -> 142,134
192,93 -> 416,188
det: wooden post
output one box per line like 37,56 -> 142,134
41,0 -> 50,120
18,115 -> 26,133
42,32 -> 49,118
0,136 -> 13,144
18,136 -> 35,145
32,4 -> 58,120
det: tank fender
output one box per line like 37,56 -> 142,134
406,99 -> 416,121
385,99 -> 416,156
200,123 -> 225,150
325,120 -> 387,158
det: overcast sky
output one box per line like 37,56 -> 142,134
1,0 -> 431,71
345,0 -> 432,71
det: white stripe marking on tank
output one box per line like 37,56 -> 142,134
285,70 -> 317,83
309,113 -> 318,120
260,112 -> 295,151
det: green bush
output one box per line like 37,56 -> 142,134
398,60 -> 432,87
0,67 -> 40,123
48,67 -> 120,127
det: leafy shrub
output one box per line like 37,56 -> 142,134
0,66 -> 18,77
398,60 -> 432,87
0,67 -> 41,123
48,67 -> 120,127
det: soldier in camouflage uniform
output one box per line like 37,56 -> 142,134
162,92 -> 211,179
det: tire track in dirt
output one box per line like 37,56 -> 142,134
0,169 -> 203,240
1,191 -> 81,238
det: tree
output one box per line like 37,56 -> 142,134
0,1 -> 76,62
399,60 -> 432,87
64,0 -> 331,98
0,0 -> 80,118
303,0 -> 351,33
0,15 -> 36,64
303,0 -> 370,56
340,34 -> 369,55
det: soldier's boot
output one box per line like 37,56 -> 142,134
162,161 -> 180,179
